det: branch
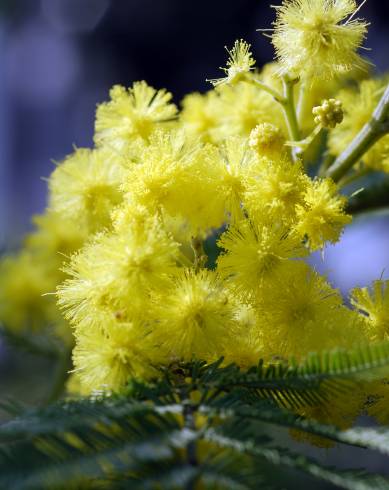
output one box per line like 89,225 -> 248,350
326,83 -> 389,182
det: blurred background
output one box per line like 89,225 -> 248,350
0,1 -> 389,485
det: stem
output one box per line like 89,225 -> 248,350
318,152 -> 336,177
297,81 -> 308,126
191,237 -> 207,271
253,74 -> 302,162
326,83 -> 389,182
281,75 -> 301,162
252,78 -> 284,102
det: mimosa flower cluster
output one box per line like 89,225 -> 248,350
1,0 -> 389,408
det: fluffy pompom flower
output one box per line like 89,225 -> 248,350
49,147 -> 126,235
258,262 -> 363,359
94,81 -> 177,150
213,82 -> 286,139
208,39 -> 256,87
151,269 -> 238,362
217,218 -> 307,299
0,251 -> 60,334
57,215 -> 180,331
243,155 -> 310,224
249,123 -> 286,157
180,91 -> 220,143
329,78 -> 389,172
351,280 -> 389,341
123,130 -> 227,235
294,178 -> 351,250
26,212 -> 86,267
72,319 -> 158,394
222,304 -> 265,368
217,137 -> 258,220
272,0 -> 368,79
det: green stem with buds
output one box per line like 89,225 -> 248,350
326,83 -> 389,182
254,75 -> 301,162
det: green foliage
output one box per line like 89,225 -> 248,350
3,344 -> 389,489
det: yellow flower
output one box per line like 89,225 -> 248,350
258,262 -> 364,359
272,0 -> 368,79
249,123 -> 286,157
222,304 -> 265,368
217,218 -> 307,299
49,147 -> 126,235
217,136 -> 258,220
122,130 -> 226,235
329,78 -> 389,172
213,81 -> 285,139
57,215 -> 180,331
151,269 -> 238,362
208,39 -> 256,87
350,280 -> 389,341
294,178 -> 351,250
180,91 -> 220,143
243,155 -> 310,224
94,81 -> 177,150
0,251 -> 59,334
72,319 -> 158,393
365,379 -> 389,425
26,212 -> 86,267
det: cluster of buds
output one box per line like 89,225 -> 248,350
249,122 -> 285,155
312,99 -> 344,129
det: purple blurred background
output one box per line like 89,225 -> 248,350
1,0 -> 389,294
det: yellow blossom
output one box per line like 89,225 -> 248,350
272,0 -> 368,79
294,178 -> 351,250
249,123 -> 286,157
243,155 -> 310,224
257,262 -> 365,359
180,91 -> 220,143
151,269 -> 238,362
49,147 -> 126,235
94,81 -> 177,151
217,218 -> 307,299
0,251 -> 59,334
350,280 -> 389,341
72,319 -> 158,394
208,39 -> 256,87
122,130 -> 227,235
57,215 -> 180,331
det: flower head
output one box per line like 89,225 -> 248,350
217,218 -> 307,299
49,147 -> 126,235
152,269 -> 238,361
57,215 -> 180,331
294,178 -> 351,250
272,0 -> 369,79
249,123 -> 286,156
351,280 -> 389,341
95,81 -> 177,151
208,40 -> 256,87
72,319 -> 158,393
243,155 -> 310,224
258,262 -> 363,359
312,98 -> 344,128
